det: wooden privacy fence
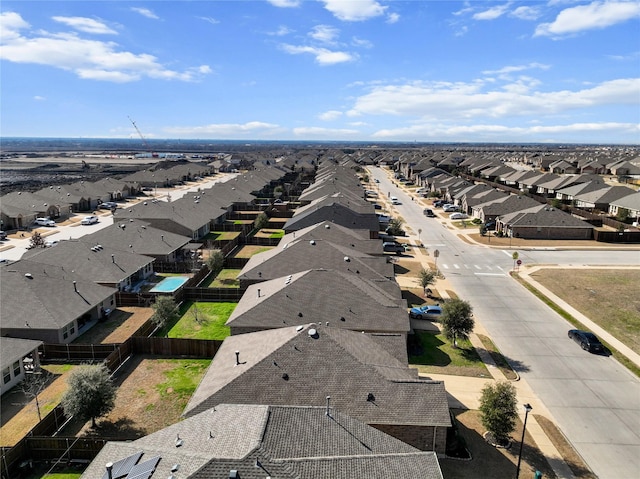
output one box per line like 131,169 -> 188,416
183,287 -> 245,302
41,343 -> 119,362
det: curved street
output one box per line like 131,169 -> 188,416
369,167 -> 640,479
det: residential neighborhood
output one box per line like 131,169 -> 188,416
1,144 -> 639,479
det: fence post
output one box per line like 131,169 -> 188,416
66,343 -> 70,361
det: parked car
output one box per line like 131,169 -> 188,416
372,203 -> 382,210
568,329 -> 605,353
99,201 -> 118,210
44,239 -> 59,247
391,199 -> 401,205
484,220 -> 496,231
374,179 -> 380,183
383,242 -> 405,254
81,215 -> 99,225
433,200 -> 446,207
443,204 -> 459,212
449,212 -> 468,220
409,305 -> 443,320
423,209 -> 435,217
34,217 -> 55,227
0,231 -> 7,240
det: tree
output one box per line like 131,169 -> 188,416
61,364 -> 116,428
21,371 -> 51,421
418,267 -> 437,296
616,207 -> 630,223
151,296 -> 179,331
254,212 -> 269,230
441,298 -> 474,348
206,249 -> 224,276
29,231 -> 45,249
479,381 -> 518,447
386,218 -> 405,236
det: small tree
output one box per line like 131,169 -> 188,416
61,364 -> 116,428
479,381 -> 518,446
254,212 -> 269,230
418,267 -> 436,295
21,371 -> 51,421
616,207 -> 630,223
386,218 -> 405,236
29,231 -> 45,249
206,249 -> 224,276
441,298 -> 474,348
151,296 -> 179,331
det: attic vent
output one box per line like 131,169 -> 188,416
143,202 -> 147,205
308,328 -> 318,338
171,464 -> 180,472
25,273 -> 33,279
175,434 -> 183,447
343,256 -> 350,262
325,224 -> 330,229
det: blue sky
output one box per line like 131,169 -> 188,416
1,1 -> 639,144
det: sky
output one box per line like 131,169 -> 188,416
1,0 -> 639,144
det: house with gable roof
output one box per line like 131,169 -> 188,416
80,403 -> 444,479
183,324 -> 451,455
1,337 -> 43,395
498,204 -> 594,240
226,269 -> 408,336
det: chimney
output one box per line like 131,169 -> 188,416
235,351 -> 240,366
105,463 -> 113,479
73,281 -> 77,292
325,396 -> 331,417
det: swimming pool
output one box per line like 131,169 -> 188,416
149,276 -> 190,293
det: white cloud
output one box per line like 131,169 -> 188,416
165,121 -> 285,138
473,3 -> 512,20
309,25 -> 339,44
292,126 -> 359,138
318,110 -> 343,121
321,0 -> 387,21
0,13 -> 211,83
386,12 -> 400,24
52,16 -> 117,35
482,63 -> 550,75
267,0 -> 301,7
371,122 -> 639,141
352,36 -> 373,48
33,95 -> 45,101
130,7 -> 159,20
535,1 -> 640,37
0,12 -> 30,41
199,17 -> 220,25
280,44 -> 356,65
347,77 -> 640,120
510,6 -> 541,20
268,25 -> 293,36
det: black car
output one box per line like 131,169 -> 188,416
433,200 -> 446,208
423,208 -> 435,217
568,329 -> 605,353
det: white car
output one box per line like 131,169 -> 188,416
443,204 -> 459,212
34,217 -> 56,227
81,215 -> 99,225
44,239 -> 59,247
450,212 -> 469,220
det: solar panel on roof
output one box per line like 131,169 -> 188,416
102,452 -> 143,479
125,456 -> 161,479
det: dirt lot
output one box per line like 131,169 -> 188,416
76,307 -> 153,344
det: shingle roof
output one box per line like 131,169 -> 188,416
227,269 -> 408,333
1,337 -> 42,368
183,324 -> 450,429
81,404 -> 443,479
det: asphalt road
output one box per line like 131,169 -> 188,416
371,167 -> 640,479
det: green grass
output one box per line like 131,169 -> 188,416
514,273 -> 640,378
269,230 -> 284,238
203,231 -> 241,241
167,301 -> 234,340
409,332 -> 490,377
476,334 -> 518,380
155,359 -> 211,404
41,364 -> 73,374
201,268 -> 241,288
41,473 -> 82,479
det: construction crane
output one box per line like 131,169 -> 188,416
128,116 -> 158,157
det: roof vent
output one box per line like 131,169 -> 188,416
25,273 -> 33,279
343,256 -> 350,262
282,373 -> 289,381
296,325 -> 304,332
143,202 -> 147,205
171,464 -> 180,472
308,328 -> 318,338
175,434 -> 183,447
325,224 -> 330,228
309,240 -> 316,245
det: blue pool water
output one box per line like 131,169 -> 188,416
149,276 -> 190,293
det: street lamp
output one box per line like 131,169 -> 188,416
515,403 -> 533,479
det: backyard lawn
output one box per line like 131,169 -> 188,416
167,301 -> 234,340
201,268 -> 241,288
409,332 -> 489,378
233,245 -> 274,258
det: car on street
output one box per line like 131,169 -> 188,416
568,329 -> 605,353
34,217 -> 56,227
409,305 -> 443,320
81,215 -> 99,225
423,209 -> 435,217
449,212 -> 468,220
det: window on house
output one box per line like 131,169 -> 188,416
63,325 -> 69,340
70,323 -> 75,336
13,361 -> 21,377
2,367 -> 10,384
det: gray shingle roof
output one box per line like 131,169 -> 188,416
1,337 -> 42,368
183,325 -> 450,429
227,269 -> 408,334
